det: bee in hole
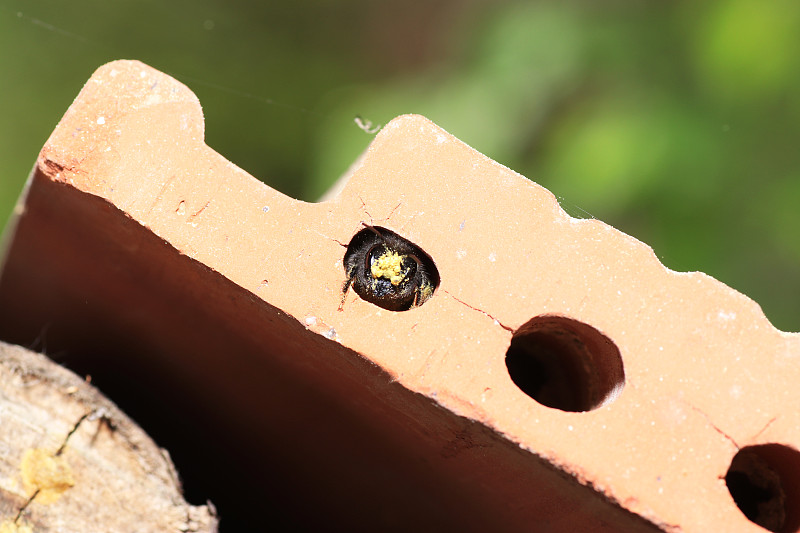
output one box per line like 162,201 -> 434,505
341,225 -> 439,311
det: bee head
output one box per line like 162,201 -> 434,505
342,226 -> 439,311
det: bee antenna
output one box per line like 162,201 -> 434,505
361,223 -> 383,237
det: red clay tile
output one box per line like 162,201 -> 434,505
1,60 -> 798,532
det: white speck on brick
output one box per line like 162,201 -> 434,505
730,384 -> 743,399
96,117 -> 105,125
488,252 -> 496,262
305,316 -> 317,326
456,249 -> 467,259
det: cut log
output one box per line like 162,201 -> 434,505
0,341 -> 217,532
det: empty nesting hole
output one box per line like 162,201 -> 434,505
505,315 -> 624,412
726,445 -> 800,532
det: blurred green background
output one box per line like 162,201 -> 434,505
1,0 -> 798,332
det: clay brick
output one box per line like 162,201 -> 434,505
1,60 -> 798,532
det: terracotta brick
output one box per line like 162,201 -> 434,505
1,60 -> 798,532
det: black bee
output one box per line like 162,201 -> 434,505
342,226 -> 439,311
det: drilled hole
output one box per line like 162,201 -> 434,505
726,444 -> 800,532
342,226 -> 439,311
505,315 -> 624,412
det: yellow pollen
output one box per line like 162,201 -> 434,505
21,448 -> 75,504
371,251 -> 406,285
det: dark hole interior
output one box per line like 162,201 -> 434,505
726,444 -> 800,533
505,316 -> 624,412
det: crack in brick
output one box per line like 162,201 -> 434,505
443,290 -> 513,332
687,404 -> 739,450
323,234 -> 347,248
688,406 -> 779,452
147,174 -> 178,217
189,200 -> 211,219
750,416 -> 778,442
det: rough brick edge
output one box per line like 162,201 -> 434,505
1,59 -> 799,531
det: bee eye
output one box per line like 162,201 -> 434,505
401,255 -> 418,280
365,245 -> 384,270
343,226 -> 439,311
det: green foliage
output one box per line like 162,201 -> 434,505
1,0 -> 798,329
